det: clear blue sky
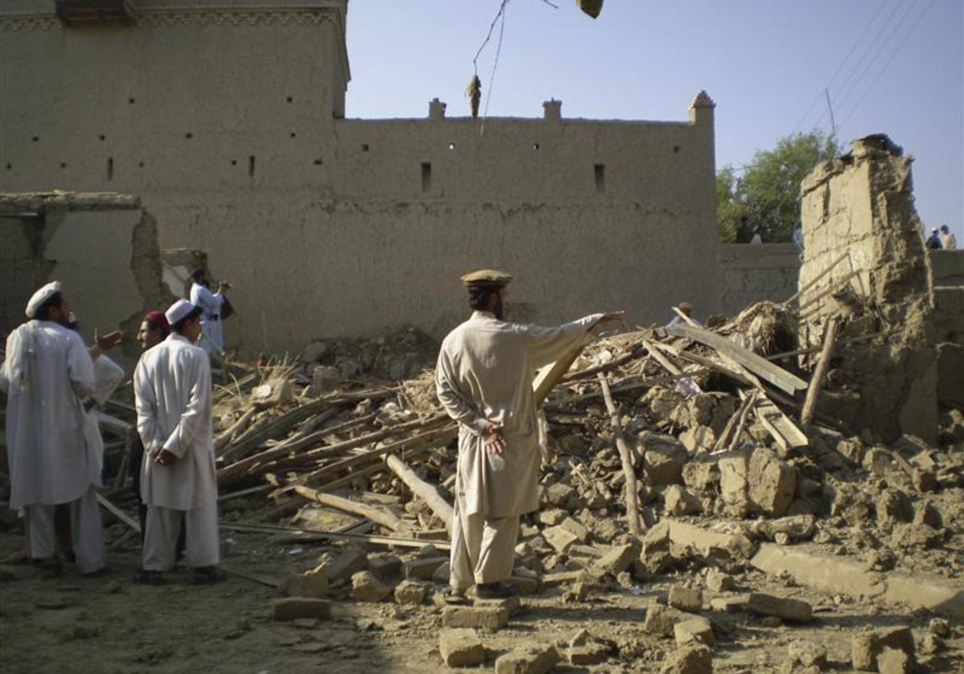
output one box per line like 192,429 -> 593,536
344,0 -> 963,240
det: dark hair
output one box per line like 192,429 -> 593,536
171,306 -> 203,333
146,317 -> 171,339
191,268 -> 206,282
468,285 -> 501,311
34,292 -> 65,321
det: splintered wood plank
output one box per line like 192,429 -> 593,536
744,391 -> 809,452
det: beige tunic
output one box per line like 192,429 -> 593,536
436,311 -> 601,519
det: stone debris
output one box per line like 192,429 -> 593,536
852,626 -> 915,672
786,640 -> 827,669
494,644 -> 559,674
669,586 -> 704,613
351,571 -> 390,602
393,580 -> 427,605
271,598 -> 332,621
283,563 -> 328,599
746,593 -> 812,623
566,629 -> 613,666
438,628 -> 486,667
659,644 -> 713,674
674,617 -> 714,646
442,605 -> 509,631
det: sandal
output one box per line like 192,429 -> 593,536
473,582 -> 519,600
444,588 -> 470,605
191,566 -> 226,584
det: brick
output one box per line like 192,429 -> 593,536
442,605 -> 509,631
271,598 -> 331,621
747,592 -> 812,622
439,628 -> 485,667
494,644 -> 559,674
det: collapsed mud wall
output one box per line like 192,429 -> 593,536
0,192 -> 172,362
797,136 -> 951,443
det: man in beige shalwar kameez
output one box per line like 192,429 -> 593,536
436,269 -> 620,600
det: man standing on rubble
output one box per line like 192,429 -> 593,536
435,269 -> 620,600
1,282 -> 117,576
189,268 -> 230,356
134,300 -> 222,584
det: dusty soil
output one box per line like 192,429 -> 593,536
1,519 -> 961,674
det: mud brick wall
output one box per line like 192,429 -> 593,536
718,244 -> 800,316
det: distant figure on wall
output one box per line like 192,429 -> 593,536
750,230 -> 763,245
189,268 -> 231,356
925,228 -> 943,251
940,225 -> 957,250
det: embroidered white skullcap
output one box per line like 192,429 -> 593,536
25,281 -> 62,318
165,299 -> 197,326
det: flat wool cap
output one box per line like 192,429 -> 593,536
165,299 -> 198,326
25,281 -> 62,318
460,269 -> 513,287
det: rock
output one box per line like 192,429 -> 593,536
542,525 -> 580,555
403,556 -> 447,580
567,629 -> 612,666
877,647 -> 912,674
787,640 -> 827,668
682,459 -> 720,493
283,563 -> 328,599
852,626 -> 915,671
644,604 -> 684,636
664,485 -> 703,516
562,581 -> 590,603
592,543 -> 638,576
351,571 -> 390,602
709,595 -> 748,613
642,434 -> 688,486
659,644 -> 713,674
494,644 -> 559,674
559,516 -> 590,542
438,628 -> 485,667
746,593 -> 812,622
704,569 -> 734,593
674,617 -> 714,646
747,447 -> 796,516
326,545 -> 368,583
717,452 -> 750,512
393,579 -> 427,605
928,618 -> 950,637
890,522 -> 942,549
669,586 -> 703,613
442,605 -> 509,631
680,426 -> 717,454
913,500 -> 943,529
875,490 -> 914,529
544,483 -> 577,508
271,598 -> 331,621
755,514 -> 816,542
537,508 -> 567,527
367,553 -> 402,579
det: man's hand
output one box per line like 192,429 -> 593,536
591,311 -> 625,334
154,449 -> 179,466
217,282 -> 231,293
95,329 -> 124,351
483,422 -> 506,456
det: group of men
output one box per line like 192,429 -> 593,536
4,267 -> 620,600
926,225 -> 957,250
2,283 -> 222,583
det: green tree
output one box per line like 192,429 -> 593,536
718,131 -> 841,243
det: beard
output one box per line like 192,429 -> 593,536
493,298 -> 505,321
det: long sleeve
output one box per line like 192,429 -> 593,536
161,354 -> 212,457
524,314 -> 602,370
435,350 -> 489,437
191,283 -> 224,314
66,331 -> 96,399
91,355 -> 125,406
134,358 -> 163,453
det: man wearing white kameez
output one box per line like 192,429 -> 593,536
189,268 -> 230,355
134,300 -> 223,584
435,269 -> 620,600
1,282 -> 113,575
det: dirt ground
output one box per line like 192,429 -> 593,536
1,515 -> 961,674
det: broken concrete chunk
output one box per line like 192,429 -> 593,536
438,628 -> 485,667
494,644 -> 559,674
326,545 -> 368,583
669,586 -> 704,613
542,525 -> 580,555
674,617 -> 714,646
592,542 -> 638,576
747,447 -> 796,516
442,605 -> 509,631
393,579 -> 427,605
877,647 -> 912,674
679,425 -> 717,454
543,482 -> 577,508
787,640 -> 827,669
351,570 -> 390,602
709,595 -> 748,613
664,485 -> 703,516
558,516 -> 590,542
283,563 -> 328,599
536,508 -> 567,527
644,603 -> 684,636
746,592 -> 812,622
403,556 -> 447,580
658,644 -> 713,674
852,626 -> 915,671
717,451 -> 750,512
754,514 -> 816,542
367,553 -> 402,579
704,569 -> 735,593
271,597 -> 331,621
643,435 -> 688,486
682,459 -> 720,493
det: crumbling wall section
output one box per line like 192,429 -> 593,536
719,244 -> 800,316
798,136 -> 938,443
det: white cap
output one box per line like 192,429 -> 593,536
165,299 -> 198,326
25,281 -> 62,318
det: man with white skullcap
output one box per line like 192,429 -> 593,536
435,270 -> 622,600
133,299 -> 223,584
1,282 -> 118,575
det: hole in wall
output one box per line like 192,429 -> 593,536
231,159 -> 237,166
361,143 -> 370,152
248,156 -> 255,177
421,162 -> 432,192
60,162 -> 67,168
5,164 -> 12,170
107,157 -> 114,180
99,134 -> 106,141
290,132 -> 296,138
313,159 -> 323,165
286,96 -> 293,103
128,97 -> 135,104
533,143 -> 540,151
594,163 -> 605,193
185,132 -> 193,139
673,145 -> 681,153
32,136 -> 40,142
138,161 -> 145,168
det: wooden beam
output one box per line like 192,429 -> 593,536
800,317 -> 840,426
533,343 -> 589,405
95,492 -> 140,533
597,374 -> 644,535
781,251 -> 850,307
292,485 -> 412,533
664,324 -> 807,395
221,521 -> 451,550
383,454 -> 454,532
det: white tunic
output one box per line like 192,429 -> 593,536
190,282 -> 225,354
82,354 -> 125,479
134,333 -> 217,511
436,311 -> 601,519
1,321 -> 97,509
